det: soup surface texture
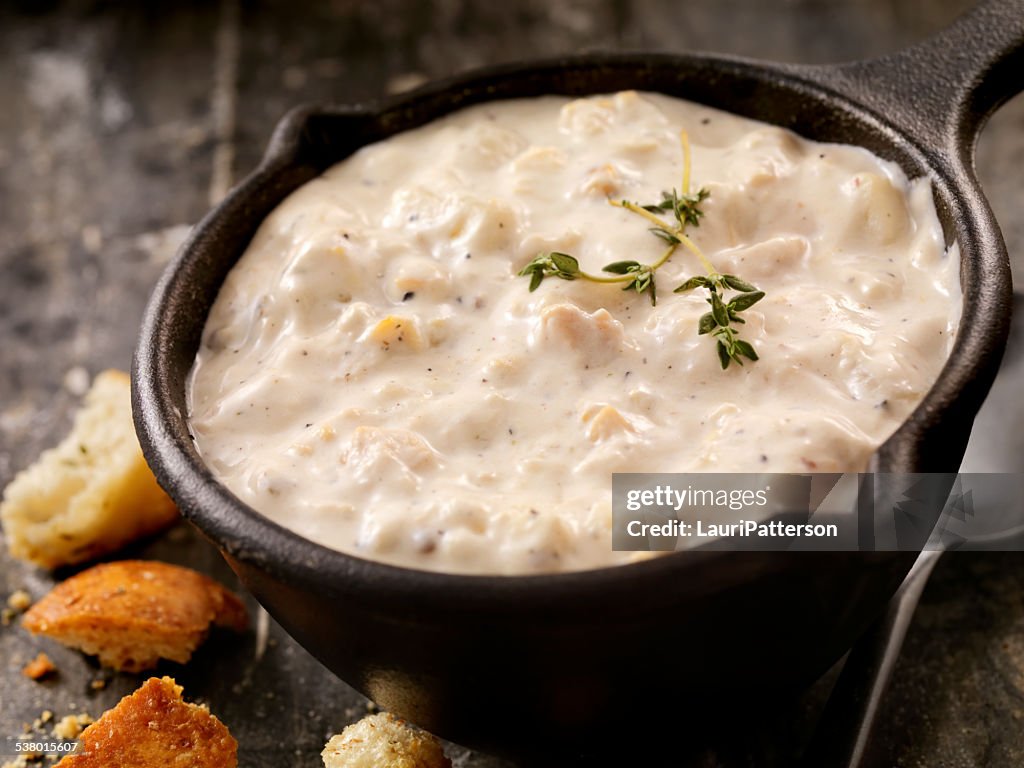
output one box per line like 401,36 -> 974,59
188,91 -> 960,574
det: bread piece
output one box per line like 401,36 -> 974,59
22,651 -> 56,680
322,712 -> 451,768
22,560 -> 248,672
0,370 -> 179,569
56,676 -> 237,768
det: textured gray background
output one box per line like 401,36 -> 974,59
1,0 -> 1023,766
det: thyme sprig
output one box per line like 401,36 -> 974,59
643,187 -> 711,229
675,274 -> 763,368
517,129 -> 764,368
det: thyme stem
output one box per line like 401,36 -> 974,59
517,126 -> 765,368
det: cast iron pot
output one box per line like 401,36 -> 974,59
134,0 -> 1023,761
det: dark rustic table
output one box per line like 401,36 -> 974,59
2,1 -> 1023,766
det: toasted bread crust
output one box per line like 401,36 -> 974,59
1,370 -> 179,569
22,560 -> 248,672
56,676 -> 237,768
322,712 -> 451,768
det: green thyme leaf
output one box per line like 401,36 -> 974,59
549,251 -> 580,276
673,187 -> 711,228
717,340 -> 731,369
674,275 -> 710,292
641,270 -> 657,306
518,251 -> 582,290
728,291 -> 765,312
710,292 -> 730,327
603,260 -> 642,275
722,274 -> 758,292
734,339 -> 759,361
642,204 -> 666,214
649,228 -> 681,245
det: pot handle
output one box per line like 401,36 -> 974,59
816,0 -> 1024,158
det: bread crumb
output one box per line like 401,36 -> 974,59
0,370 -> 179,569
8,590 -> 32,611
52,714 -> 92,741
30,710 -> 55,731
56,677 -> 236,767
22,560 -> 247,672
63,367 -> 91,397
322,712 -> 450,768
22,652 -> 57,681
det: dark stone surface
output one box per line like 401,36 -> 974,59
1,1 -> 1022,766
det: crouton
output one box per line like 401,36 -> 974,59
22,560 -> 247,672
52,714 -> 92,740
322,712 -> 450,768
22,651 -> 56,680
56,676 -> 237,768
0,370 -> 179,569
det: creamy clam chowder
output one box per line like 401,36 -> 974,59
188,91 -> 960,575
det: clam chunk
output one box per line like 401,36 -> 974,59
582,404 -> 637,442
341,427 -> 441,486
840,172 -> 911,246
533,303 -> 632,364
